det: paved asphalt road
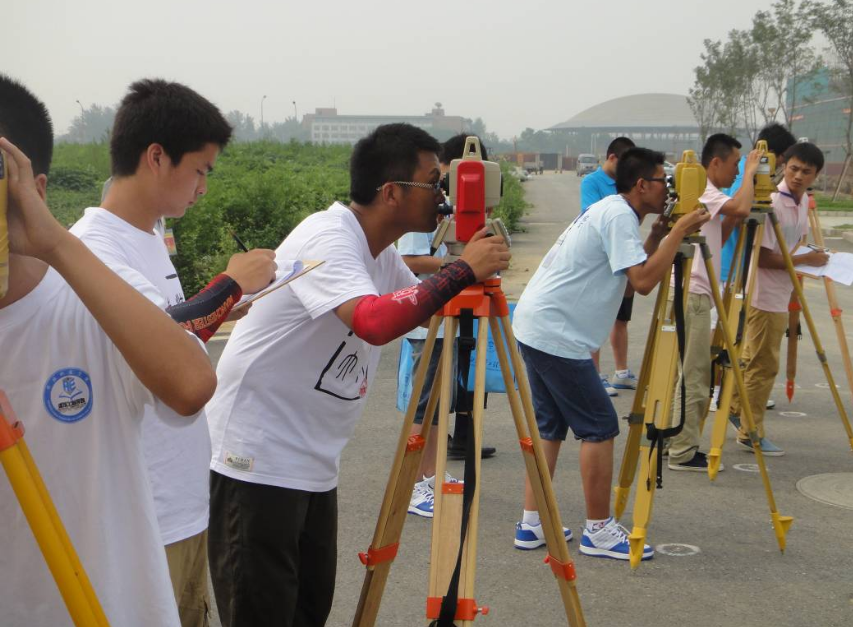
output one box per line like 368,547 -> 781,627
207,173 -> 853,627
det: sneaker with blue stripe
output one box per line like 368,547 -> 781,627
514,522 -> 573,550
611,369 -> 638,390
580,517 -> 654,561
408,472 -> 460,518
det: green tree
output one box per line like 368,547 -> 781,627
60,105 -> 116,143
809,0 -> 853,181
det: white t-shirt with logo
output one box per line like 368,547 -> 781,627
0,267 -> 180,627
208,203 -> 417,492
513,194 -> 648,359
71,208 -> 210,545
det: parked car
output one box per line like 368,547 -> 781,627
576,154 -> 599,177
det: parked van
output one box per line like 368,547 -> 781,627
576,154 -> 598,177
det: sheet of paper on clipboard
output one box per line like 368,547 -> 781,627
234,259 -> 324,308
793,246 -> 853,286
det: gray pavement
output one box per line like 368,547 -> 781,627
208,173 -> 853,626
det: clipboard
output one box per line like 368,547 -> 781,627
233,259 -> 324,309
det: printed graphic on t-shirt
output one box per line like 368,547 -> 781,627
315,330 -> 370,401
43,368 -> 93,423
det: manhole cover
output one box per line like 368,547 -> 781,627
796,473 -> 853,510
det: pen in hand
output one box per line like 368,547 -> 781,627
229,229 -> 250,253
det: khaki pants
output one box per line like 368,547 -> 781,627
669,294 -> 712,464
165,529 -> 210,627
730,306 -> 787,440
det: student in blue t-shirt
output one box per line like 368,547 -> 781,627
512,148 -> 710,559
579,137 -> 639,397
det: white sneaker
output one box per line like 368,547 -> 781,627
612,369 -> 638,390
766,399 -> 776,410
579,518 -> 654,561
514,522 -> 573,550
600,374 -> 618,397
408,480 -> 435,518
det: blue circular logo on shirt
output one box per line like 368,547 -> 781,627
43,368 -> 93,423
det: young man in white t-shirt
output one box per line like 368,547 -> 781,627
512,148 -> 710,559
0,76 -> 215,627
206,123 -> 510,626
728,142 -> 829,456
666,134 -> 760,472
68,79 -> 276,627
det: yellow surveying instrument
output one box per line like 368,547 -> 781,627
705,140 -> 853,473
612,149 -> 791,569
352,138 -> 585,626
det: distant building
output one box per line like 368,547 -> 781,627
545,93 -> 702,161
788,68 -> 851,174
303,103 -> 465,145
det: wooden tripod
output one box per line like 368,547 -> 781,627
352,278 -> 585,626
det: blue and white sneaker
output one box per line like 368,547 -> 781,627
579,518 -> 654,561
600,374 -> 618,397
514,522 -> 573,550
408,472 -> 461,518
612,369 -> 638,390
408,479 -> 435,518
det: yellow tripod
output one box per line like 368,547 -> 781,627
352,279 -> 585,626
0,391 -> 110,626
706,147 -> 853,474
614,150 -> 791,569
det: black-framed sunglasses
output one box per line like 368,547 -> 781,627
376,181 -> 443,193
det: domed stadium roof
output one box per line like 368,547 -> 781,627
548,93 -> 698,131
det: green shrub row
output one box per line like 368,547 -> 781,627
46,141 -> 528,295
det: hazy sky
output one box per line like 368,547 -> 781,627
7,0 -> 782,139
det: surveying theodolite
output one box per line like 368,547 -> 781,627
0,153 -> 110,625
352,137 -> 585,627
704,141 -> 853,475
612,148 -> 794,569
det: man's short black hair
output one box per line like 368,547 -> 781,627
441,134 -> 489,164
783,142 -> 824,173
110,79 -> 232,177
0,74 -> 53,176
756,123 -> 796,157
701,133 -> 742,168
616,147 -> 665,194
606,137 -> 635,159
350,123 -> 442,205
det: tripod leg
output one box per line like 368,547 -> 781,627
427,318 -> 485,626
768,213 -> 853,450
702,246 -> 793,551
492,317 -> 586,627
707,217 -> 766,473
809,210 -> 853,435
0,394 -> 109,626
614,283 -> 666,520
353,316 -> 444,627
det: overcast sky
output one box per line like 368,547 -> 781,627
7,0 -> 784,139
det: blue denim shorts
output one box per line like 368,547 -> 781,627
518,341 -> 619,442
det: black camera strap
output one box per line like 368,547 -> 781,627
644,253 -> 688,490
432,309 -> 477,627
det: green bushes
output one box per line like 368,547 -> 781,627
46,140 -> 528,295
492,161 -> 530,232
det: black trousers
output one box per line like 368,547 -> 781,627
208,471 -> 337,627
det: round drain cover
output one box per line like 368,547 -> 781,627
796,473 -> 853,511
